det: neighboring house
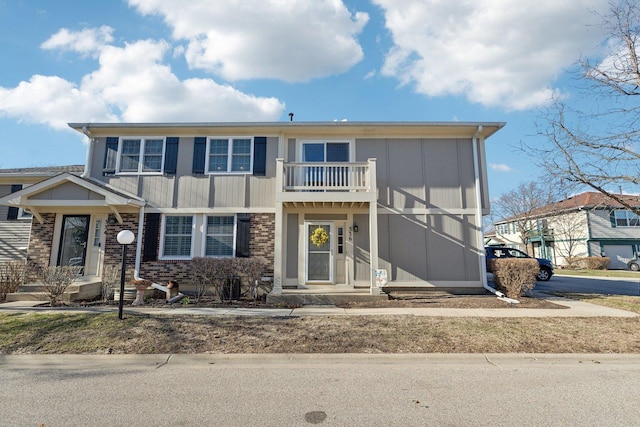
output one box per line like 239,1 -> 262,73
0,121 -> 503,294
493,192 -> 640,269
0,166 -> 84,263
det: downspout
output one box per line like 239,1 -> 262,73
133,205 -> 185,302
472,125 -> 519,304
81,126 -> 93,178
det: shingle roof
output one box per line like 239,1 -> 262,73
496,191 -> 640,223
0,165 -> 85,175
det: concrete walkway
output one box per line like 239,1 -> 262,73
0,292 -> 637,317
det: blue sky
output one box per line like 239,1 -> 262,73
0,0 -> 613,198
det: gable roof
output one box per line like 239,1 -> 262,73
0,172 -> 144,224
496,191 -> 640,224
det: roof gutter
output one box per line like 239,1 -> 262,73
81,126 -> 93,178
472,125 -> 519,304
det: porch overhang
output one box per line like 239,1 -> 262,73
0,173 -> 145,224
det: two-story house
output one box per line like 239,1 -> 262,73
0,121 -> 503,295
492,192 -> 640,269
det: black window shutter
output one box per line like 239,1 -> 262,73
103,137 -> 119,176
143,213 -> 161,262
192,137 -> 206,174
236,214 -> 250,257
164,137 -> 179,175
6,184 -> 22,220
253,137 -> 267,176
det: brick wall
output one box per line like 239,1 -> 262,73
25,213 -> 55,281
139,212 -> 276,285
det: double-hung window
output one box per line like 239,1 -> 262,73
119,137 -> 165,173
161,216 -> 193,258
207,137 -> 253,173
614,210 -> 640,227
205,216 -> 235,257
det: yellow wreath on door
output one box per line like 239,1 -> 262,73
310,227 -> 329,247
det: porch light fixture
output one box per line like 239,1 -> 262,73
353,223 -> 359,232
116,229 -> 135,320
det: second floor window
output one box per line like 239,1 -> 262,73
614,210 -> 640,227
119,138 -> 165,173
207,137 -> 253,173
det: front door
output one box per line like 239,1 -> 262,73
306,222 -> 334,283
57,215 -> 90,273
86,215 -> 107,276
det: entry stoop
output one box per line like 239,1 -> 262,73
5,277 -> 102,303
267,287 -> 389,306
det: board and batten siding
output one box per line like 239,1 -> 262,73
91,136 -> 277,209
355,138 -> 479,210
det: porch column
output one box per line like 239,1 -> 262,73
367,158 -> 380,295
272,159 -> 285,294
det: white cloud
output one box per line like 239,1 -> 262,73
490,163 -> 515,173
41,26 -> 114,56
372,0 -> 610,110
0,29 -> 285,128
127,0 -> 368,82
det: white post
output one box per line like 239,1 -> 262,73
367,159 -> 380,295
273,158 -> 284,295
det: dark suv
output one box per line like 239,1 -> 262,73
485,246 -> 554,281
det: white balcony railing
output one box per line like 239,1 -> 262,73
279,160 -> 373,192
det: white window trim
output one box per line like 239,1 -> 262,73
205,136 -> 254,175
201,214 -> 237,258
17,208 -> 33,220
296,139 -> 353,162
159,214 -> 195,260
115,136 -> 166,175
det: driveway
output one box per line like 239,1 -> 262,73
535,274 -> 640,296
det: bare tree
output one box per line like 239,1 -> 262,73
545,211 -> 589,267
533,0 -> 640,214
492,181 -> 558,254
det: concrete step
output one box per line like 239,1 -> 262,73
6,292 -> 49,302
8,279 -> 102,302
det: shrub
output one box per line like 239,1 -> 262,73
101,265 -> 120,302
489,258 -> 539,299
233,257 -> 270,302
567,256 -> 610,270
0,261 -> 28,302
41,266 -> 83,306
191,257 -> 235,302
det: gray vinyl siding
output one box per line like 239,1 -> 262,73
92,136 -> 277,209
589,209 -> 640,239
286,213 -> 299,279
0,220 -> 30,262
353,213 -> 370,281
30,181 -> 103,201
356,138 -> 478,210
374,213 -> 480,282
0,184 -> 11,220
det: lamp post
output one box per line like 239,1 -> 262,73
116,229 -> 135,320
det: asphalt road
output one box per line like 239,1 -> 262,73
1,354 -> 639,426
536,274 -> 640,296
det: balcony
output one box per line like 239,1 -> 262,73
275,158 -> 377,206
